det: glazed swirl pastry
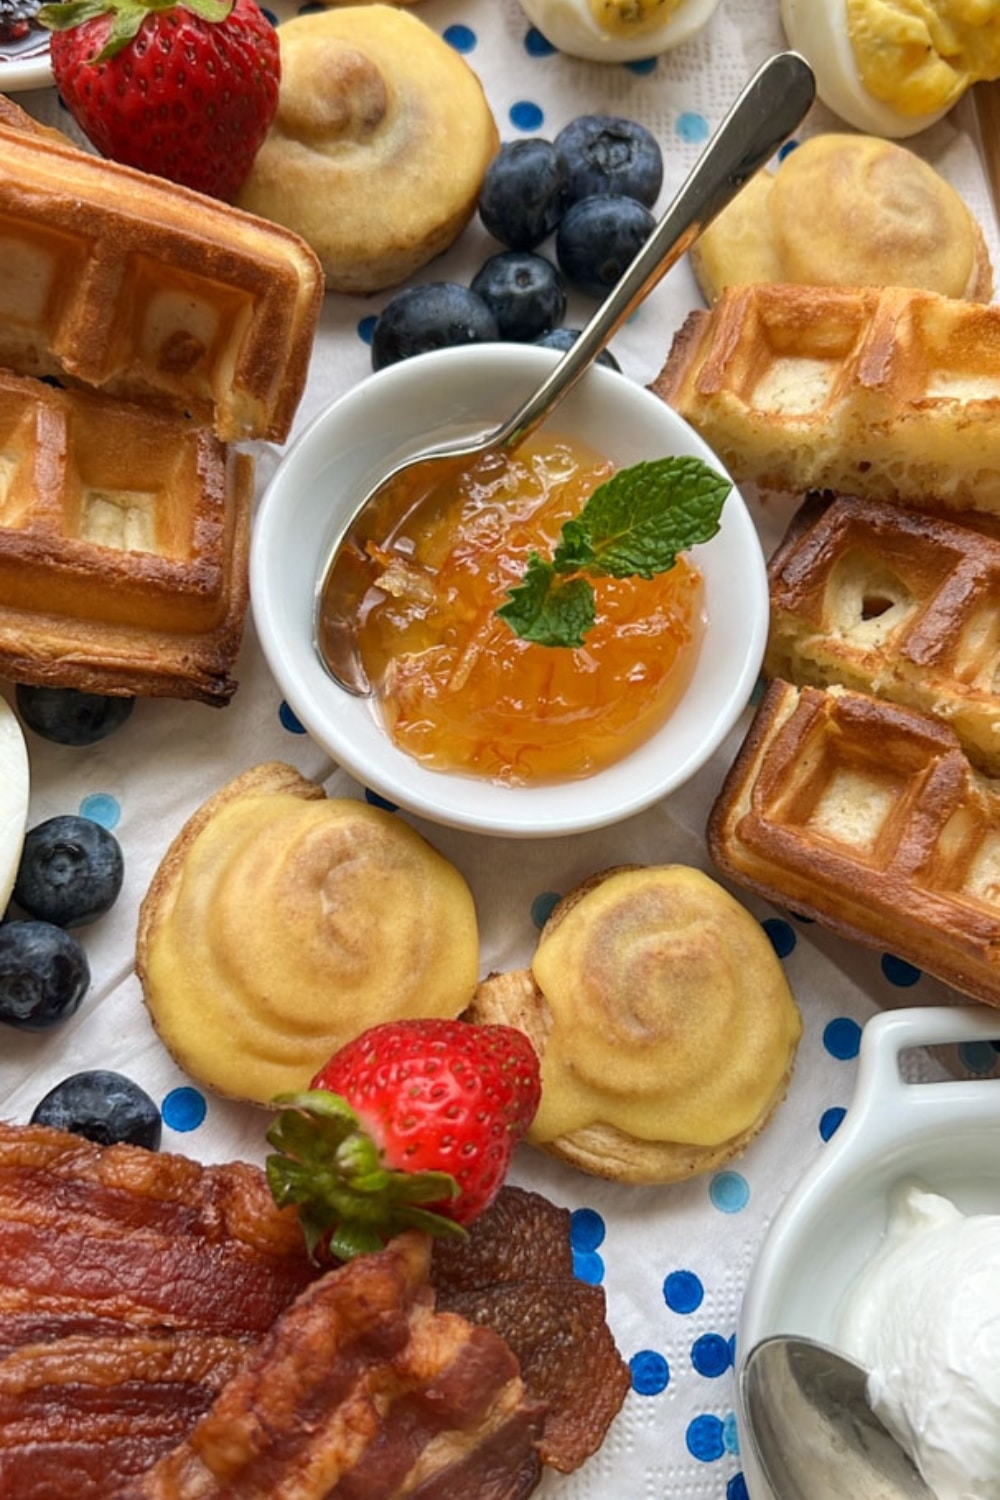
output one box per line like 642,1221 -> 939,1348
137,762 -> 480,1104
236,5 -> 499,293
468,866 -> 802,1183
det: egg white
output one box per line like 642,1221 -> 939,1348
781,0 -> 951,138
0,697 -> 29,915
518,0 -> 722,63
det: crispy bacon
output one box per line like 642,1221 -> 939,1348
115,1234 -> 545,1500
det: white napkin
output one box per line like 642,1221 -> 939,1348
6,3 -> 999,1496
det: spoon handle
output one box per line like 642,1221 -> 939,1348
492,49 -> 816,453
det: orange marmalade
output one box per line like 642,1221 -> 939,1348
353,432 -> 705,785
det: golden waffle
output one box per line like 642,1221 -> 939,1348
0,369 -> 253,705
651,283 -> 1000,514
766,493 -> 1000,776
707,678 -> 1000,1008
0,121 -> 323,443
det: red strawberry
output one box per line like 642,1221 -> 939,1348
39,0 -> 280,202
266,1019 -> 541,1262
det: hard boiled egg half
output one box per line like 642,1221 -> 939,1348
518,0 -> 722,63
781,0 -> 952,138
0,697 -> 29,913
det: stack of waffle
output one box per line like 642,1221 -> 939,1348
0,101 -> 323,705
653,282 -> 1000,1006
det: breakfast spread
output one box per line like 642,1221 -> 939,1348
691,133 -> 993,304
708,679 -> 1000,1007
836,1181 -> 1000,1500
468,865 -> 802,1183
652,282 -> 1000,514
136,762 -> 480,1104
236,5 -> 499,293
6,2 -> 1000,1496
766,492 -> 1000,776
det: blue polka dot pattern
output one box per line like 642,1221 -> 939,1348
723,1411 -> 740,1454
570,1206 -> 606,1252
762,916 -> 796,959
823,1016 -> 862,1061
687,1412 -> 725,1461
777,139 -> 800,161
162,1086 -> 207,1132
279,700 -> 305,734
79,792 -> 120,830
531,890 -> 561,929
524,26 -> 556,55
625,57 -> 657,75
443,23 -> 476,52
728,1474 -> 750,1500
710,1171 -> 749,1214
573,1248 -> 606,1284
630,1349 -> 670,1394
664,1268 -> 704,1314
819,1105 -> 846,1141
357,314 -> 377,346
676,111 -> 709,144
510,100 -> 544,132
692,1332 -> 732,1378
881,953 -> 922,987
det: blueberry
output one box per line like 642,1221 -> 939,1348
15,684 -> 134,746
533,328 -> 622,371
556,195 -> 656,298
470,251 -> 567,343
554,114 -> 663,208
478,138 -> 571,249
371,283 -> 499,371
31,1070 -> 162,1150
13,815 -> 124,929
0,921 -> 89,1030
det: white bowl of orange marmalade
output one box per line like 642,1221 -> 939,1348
251,343 -> 767,837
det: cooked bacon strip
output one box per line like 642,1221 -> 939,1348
432,1185 -> 631,1472
117,1234 -> 546,1500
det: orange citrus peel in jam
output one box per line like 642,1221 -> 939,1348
352,433 -> 727,786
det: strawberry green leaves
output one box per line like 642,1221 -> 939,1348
497,454 -> 731,648
266,1089 -> 466,1264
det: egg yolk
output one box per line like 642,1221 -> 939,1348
847,0 -> 1000,115
587,0 -> 684,35
352,434 -> 704,786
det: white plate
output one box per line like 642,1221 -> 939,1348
736,1003 -> 1000,1499
0,27 -> 52,90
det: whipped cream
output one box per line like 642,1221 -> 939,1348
836,1181 -> 1000,1500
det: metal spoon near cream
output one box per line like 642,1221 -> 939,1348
0,697 -> 29,913
782,0 -> 1000,138
518,0 -> 722,62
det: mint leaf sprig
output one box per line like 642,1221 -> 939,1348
496,455 -> 731,648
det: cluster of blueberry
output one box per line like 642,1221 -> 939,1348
370,114 -> 664,372
0,685 -> 161,1150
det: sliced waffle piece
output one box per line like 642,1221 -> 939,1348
708,678 -> 1000,1007
766,493 -> 1000,776
0,121 -> 323,443
651,283 -> 1000,515
0,369 -> 253,705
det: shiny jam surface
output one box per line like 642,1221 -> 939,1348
354,432 -> 705,785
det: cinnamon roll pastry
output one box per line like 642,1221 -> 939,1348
235,5 -> 499,293
691,133 -> 992,305
137,762 -> 480,1104
467,865 -> 801,1184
